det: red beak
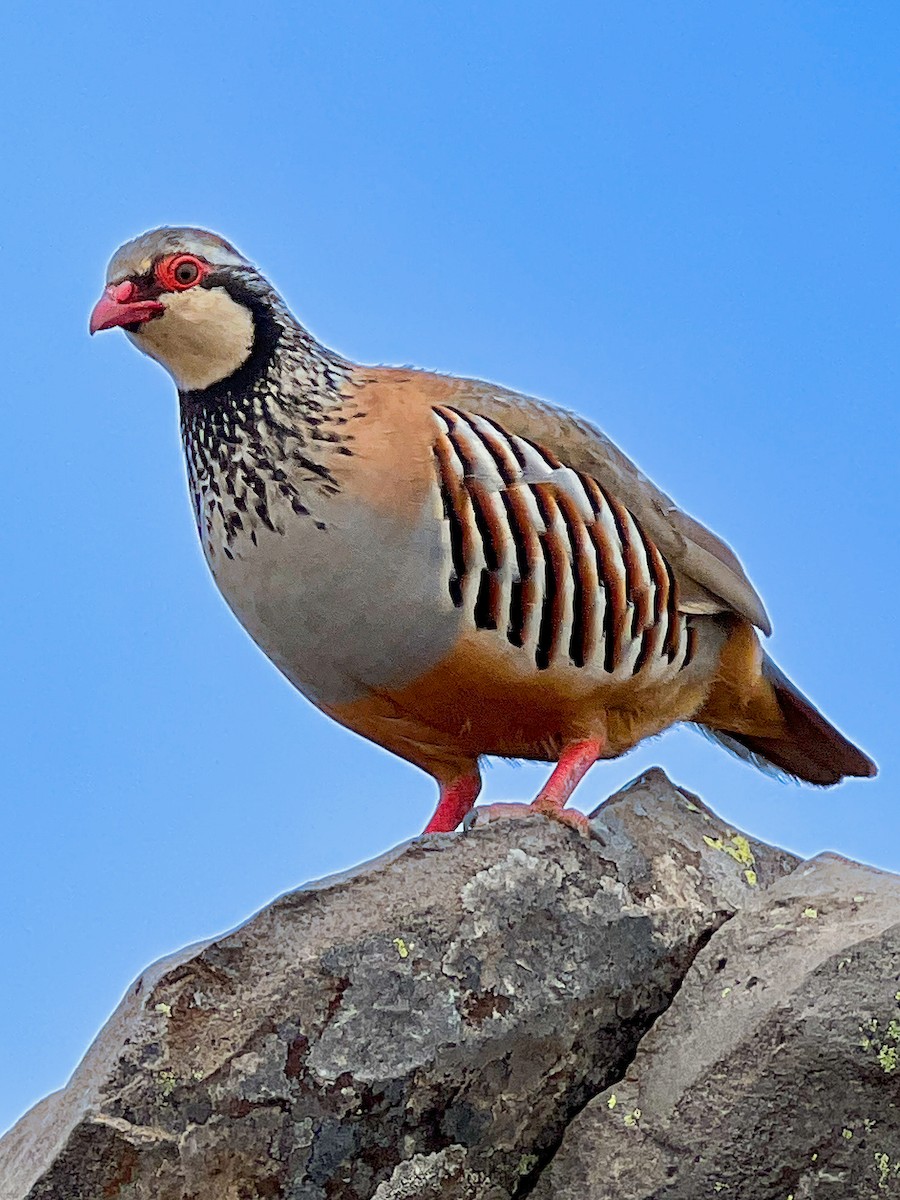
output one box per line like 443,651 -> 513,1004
89,281 -> 165,334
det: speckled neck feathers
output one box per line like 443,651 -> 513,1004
179,286 -> 354,554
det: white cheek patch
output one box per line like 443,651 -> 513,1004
130,286 -> 255,391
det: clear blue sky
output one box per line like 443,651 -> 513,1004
2,3 -> 898,1135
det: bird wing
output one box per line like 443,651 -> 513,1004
441,380 -> 772,635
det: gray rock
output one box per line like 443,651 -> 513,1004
2,768 -> 886,1200
534,853 -> 900,1200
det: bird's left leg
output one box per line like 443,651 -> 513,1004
469,738 -> 603,836
422,770 -> 482,833
528,738 -> 603,834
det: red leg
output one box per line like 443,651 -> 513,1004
529,737 -> 603,833
468,738 -> 604,836
423,772 -> 482,833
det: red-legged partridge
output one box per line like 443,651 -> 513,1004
90,228 -> 876,835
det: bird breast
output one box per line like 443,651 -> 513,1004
184,399 -> 706,724
188,448 -> 465,709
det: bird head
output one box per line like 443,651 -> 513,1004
90,227 -> 276,392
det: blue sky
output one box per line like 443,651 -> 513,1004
2,2 -> 898,1135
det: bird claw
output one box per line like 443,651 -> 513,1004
531,800 -> 595,837
464,802 -> 532,831
464,801 -> 596,838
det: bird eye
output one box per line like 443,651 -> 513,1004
157,254 -> 205,291
174,259 -> 199,285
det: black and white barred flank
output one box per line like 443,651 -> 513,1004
432,405 -> 696,680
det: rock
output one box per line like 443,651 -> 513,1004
0,769 -> 893,1200
533,853 -> 900,1200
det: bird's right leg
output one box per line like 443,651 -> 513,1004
422,770 -> 482,833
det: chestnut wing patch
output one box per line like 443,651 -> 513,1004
432,405 -> 692,679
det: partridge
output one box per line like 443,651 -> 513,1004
90,227 -> 875,835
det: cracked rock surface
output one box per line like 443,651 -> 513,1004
533,852 -> 900,1199
1,770 -> 893,1199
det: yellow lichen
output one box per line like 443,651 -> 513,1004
877,1045 -> 897,1073
607,1094 -> 617,1109
875,1153 -> 888,1188
701,833 -> 757,883
392,937 -> 411,959
801,907 -> 818,920
726,834 -> 754,866
872,1150 -> 900,1190
154,1002 -> 172,1017
859,1000 -> 900,1072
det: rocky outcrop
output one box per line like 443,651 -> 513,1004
1,770 -> 897,1200
533,852 -> 900,1200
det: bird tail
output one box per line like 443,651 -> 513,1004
695,622 -> 876,786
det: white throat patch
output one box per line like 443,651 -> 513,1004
128,286 -> 255,392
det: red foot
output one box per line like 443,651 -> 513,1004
466,738 -> 604,838
422,773 -> 482,833
531,797 -> 593,836
468,801 -> 594,837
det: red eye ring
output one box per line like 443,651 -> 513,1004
156,254 -> 207,292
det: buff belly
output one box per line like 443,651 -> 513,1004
327,622 -> 723,777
